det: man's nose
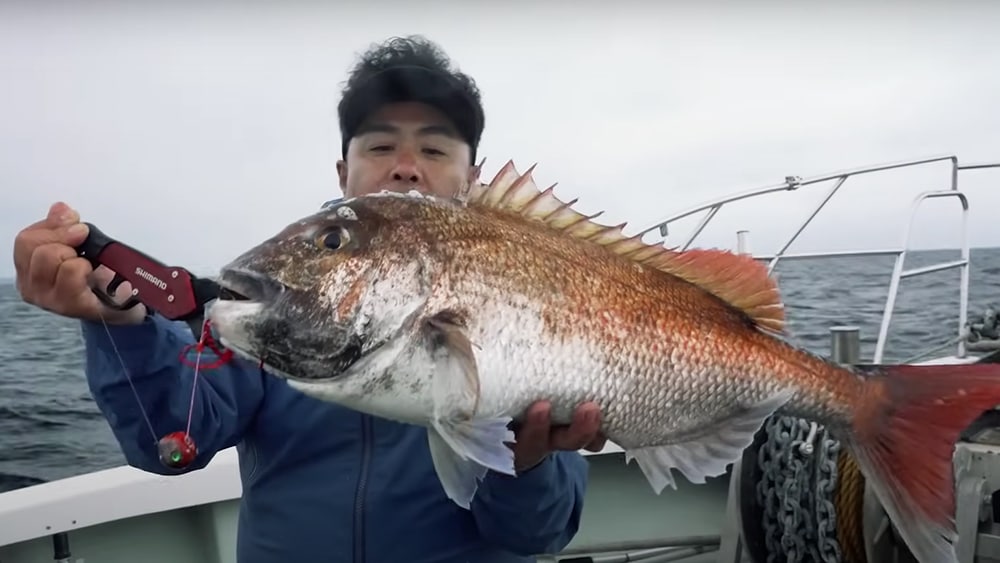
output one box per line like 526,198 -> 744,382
390,151 -> 422,184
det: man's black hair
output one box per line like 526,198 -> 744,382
337,35 -> 485,164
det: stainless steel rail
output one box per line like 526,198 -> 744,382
638,155 -> 1000,363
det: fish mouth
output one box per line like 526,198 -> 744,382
216,268 -> 286,304
209,267 -> 369,381
259,334 -> 367,382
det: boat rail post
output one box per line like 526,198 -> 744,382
52,531 -> 71,563
716,467 -> 745,563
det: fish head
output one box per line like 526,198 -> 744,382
207,194 -> 433,382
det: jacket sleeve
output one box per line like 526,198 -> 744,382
469,450 -> 589,556
81,312 -> 265,474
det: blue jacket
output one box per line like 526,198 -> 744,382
81,312 -> 589,562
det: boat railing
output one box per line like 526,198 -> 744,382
637,155 -> 1000,364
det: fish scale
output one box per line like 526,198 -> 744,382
208,161 -> 1000,563
417,220 -> 788,443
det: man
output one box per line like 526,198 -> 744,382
12,36 -> 605,562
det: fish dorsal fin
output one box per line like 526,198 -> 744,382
465,161 -> 785,334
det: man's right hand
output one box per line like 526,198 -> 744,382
13,201 -> 146,325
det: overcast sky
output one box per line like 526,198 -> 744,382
2,1 -> 998,278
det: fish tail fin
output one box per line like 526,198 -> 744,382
844,362 -> 1000,563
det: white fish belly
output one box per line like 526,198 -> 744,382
468,309 -> 789,449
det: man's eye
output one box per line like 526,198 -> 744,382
370,145 -> 393,152
423,147 -> 446,156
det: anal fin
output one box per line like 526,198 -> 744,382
627,388 -> 795,493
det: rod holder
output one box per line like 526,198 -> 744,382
830,325 -> 860,365
736,230 -> 750,255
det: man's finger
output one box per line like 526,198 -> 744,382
583,435 -> 608,452
26,242 -> 75,297
13,214 -> 86,276
574,402 -> 602,432
54,256 -> 97,312
515,401 -> 552,446
48,201 -> 79,224
13,227 -> 51,276
550,404 -> 602,451
511,402 -> 553,470
19,202 -> 74,234
550,426 -> 599,451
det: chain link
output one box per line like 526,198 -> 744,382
756,414 -> 843,563
813,426 -> 842,562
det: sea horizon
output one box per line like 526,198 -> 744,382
2,244 -> 998,284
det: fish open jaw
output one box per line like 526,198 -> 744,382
216,268 -> 286,304
217,286 -> 250,301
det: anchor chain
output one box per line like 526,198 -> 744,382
756,415 -> 843,563
812,427 -> 842,563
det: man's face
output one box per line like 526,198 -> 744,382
337,101 -> 478,199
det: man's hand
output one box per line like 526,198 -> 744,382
510,400 -> 607,472
13,202 -> 146,325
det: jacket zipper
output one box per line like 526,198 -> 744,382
353,413 -> 373,563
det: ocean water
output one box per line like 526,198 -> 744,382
1,248 -> 999,493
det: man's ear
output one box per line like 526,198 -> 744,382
336,160 -> 348,191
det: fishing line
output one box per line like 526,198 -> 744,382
96,310 -> 213,469
74,226 -> 233,470
184,318 -> 210,437
98,314 -> 159,445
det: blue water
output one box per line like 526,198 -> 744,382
1,248 -> 999,493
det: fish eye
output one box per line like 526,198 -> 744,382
315,227 -> 350,251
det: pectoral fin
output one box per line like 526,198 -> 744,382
422,311 -> 516,508
424,311 -> 482,418
427,429 -> 488,509
627,388 -> 795,493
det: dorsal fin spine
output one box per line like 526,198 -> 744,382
495,164 -> 537,208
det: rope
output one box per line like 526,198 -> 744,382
834,450 -> 867,563
899,328 -> 970,364
900,304 -> 999,364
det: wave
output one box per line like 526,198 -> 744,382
0,472 -> 46,493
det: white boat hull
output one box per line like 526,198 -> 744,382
0,445 -> 728,563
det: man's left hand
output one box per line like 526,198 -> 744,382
510,400 -> 607,472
